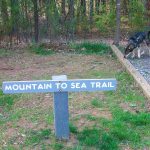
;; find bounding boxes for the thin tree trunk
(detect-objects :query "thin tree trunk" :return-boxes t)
[61,0,66,37]
[33,0,39,43]
[81,0,86,16]
[145,0,150,26]
[0,0,9,44]
[61,0,66,20]
[122,0,128,15]
[89,0,93,26]
[68,0,74,41]
[114,0,121,46]
[10,0,20,44]
[95,0,100,14]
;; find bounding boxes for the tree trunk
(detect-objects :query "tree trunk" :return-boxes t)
[95,0,100,14]
[10,0,20,44]
[145,0,150,26]
[1,0,9,26]
[89,0,93,26]
[122,0,129,15]
[81,0,86,16]
[33,0,39,43]
[61,0,66,20]
[68,0,74,41]
[114,0,121,46]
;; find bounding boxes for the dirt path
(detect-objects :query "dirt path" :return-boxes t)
[0,52,121,82]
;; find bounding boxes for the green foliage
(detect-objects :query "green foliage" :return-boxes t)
[77,128,118,150]
[0,90,18,110]
[129,0,147,31]
[95,2,116,34]
[29,44,54,55]
[91,98,103,108]
[107,120,140,142]
[86,114,97,121]
[69,122,78,134]
[112,108,150,126]
[116,71,134,84]
[0,49,14,57]
[72,42,111,55]
[25,129,51,145]
[95,12,116,33]
[115,71,145,102]
[52,143,64,150]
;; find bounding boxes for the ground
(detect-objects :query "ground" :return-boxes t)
[0,43,150,150]
[130,56,150,84]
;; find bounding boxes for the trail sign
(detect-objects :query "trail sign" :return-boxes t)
[2,79,116,94]
[2,75,117,139]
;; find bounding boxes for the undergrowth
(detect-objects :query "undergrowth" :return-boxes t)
[71,42,112,55]
[29,44,54,55]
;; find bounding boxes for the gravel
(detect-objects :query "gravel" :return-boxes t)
[129,56,150,84]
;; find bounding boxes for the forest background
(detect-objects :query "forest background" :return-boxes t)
[0,0,150,46]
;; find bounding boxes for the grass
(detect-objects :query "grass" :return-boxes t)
[112,108,150,126]
[0,90,18,111]
[75,106,149,149]
[91,98,104,108]
[77,128,118,150]
[29,44,54,55]
[25,129,51,146]
[71,42,112,55]
[0,48,14,57]
[0,42,149,149]
[69,122,78,134]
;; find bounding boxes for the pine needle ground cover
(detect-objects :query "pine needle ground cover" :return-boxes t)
[0,43,149,150]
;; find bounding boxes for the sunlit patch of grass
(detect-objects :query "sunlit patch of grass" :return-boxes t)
[123,91,145,102]
[98,107,150,148]
[114,71,145,102]
[25,129,51,146]
[71,42,112,55]
[112,108,150,126]
[105,120,140,142]
[115,71,134,85]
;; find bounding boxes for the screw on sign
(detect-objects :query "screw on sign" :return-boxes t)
[2,75,117,139]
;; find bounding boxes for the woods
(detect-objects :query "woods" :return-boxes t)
[0,0,150,45]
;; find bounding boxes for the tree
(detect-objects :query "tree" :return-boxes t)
[32,0,39,43]
[61,0,66,21]
[89,0,94,26]
[66,0,74,40]
[81,0,86,16]
[114,0,121,46]
[95,0,100,14]
[1,0,9,33]
[10,0,20,44]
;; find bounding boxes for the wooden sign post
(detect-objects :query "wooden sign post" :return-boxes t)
[2,75,117,139]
